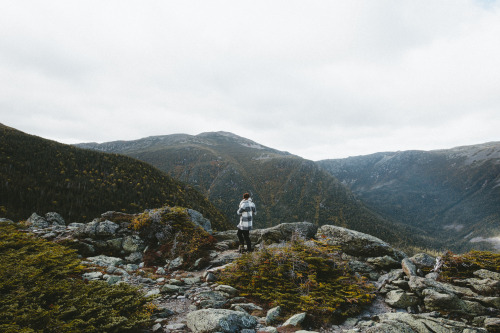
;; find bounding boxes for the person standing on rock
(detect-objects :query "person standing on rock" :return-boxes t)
[237,193,256,253]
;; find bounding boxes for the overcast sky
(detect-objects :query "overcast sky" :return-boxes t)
[1,1,500,160]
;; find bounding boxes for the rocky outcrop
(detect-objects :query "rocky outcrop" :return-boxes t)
[186,309,257,333]
[362,312,488,332]
[10,210,500,333]
[317,225,405,260]
[27,212,65,229]
[213,222,318,250]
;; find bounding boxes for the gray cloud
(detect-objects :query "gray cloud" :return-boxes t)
[1,0,499,160]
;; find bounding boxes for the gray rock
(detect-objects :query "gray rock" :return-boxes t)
[183,277,201,285]
[205,271,217,282]
[27,213,49,229]
[0,218,14,224]
[165,323,187,330]
[95,220,119,237]
[422,288,488,315]
[145,288,161,298]
[402,258,418,277]
[196,291,229,309]
[168,279,183,286]
[45,212,65,226]
[80,220,98,237]
[86,255,123,267]
[425,272,439,280]
[161,284,182,294]
[365,312,487,333]
[213,222,317,247]
[82,271,103,281]
[230,303,263,312]
[67,222,85,229]
[484,317,500,332]
[215,285,239,296]
[461,277,500,294]
[125,251,143,263]
[188,209,213,234]
[348,260,376,274]
[367,255,400,269]
[254,222,318,245]
[266,306,281,325]
[474,269,500,281]
[385,289,420,308]
[122,235,145,253]
[152,323,162,332]
[106,238,123,252]
[391,279,410,290]
[410,253,436,269]
[156,267,166,275]
[378,269,405,285]
[124,264,139,272]
[409,276,478,298]
[186,309,257,333]
[316,225,399,258]
[209,252,240,267]
[106,275,122,285]
[259,327,278,333]
[167,257,184,270]
[282,313,306,327]
[467,296,500,309]
[212,230,240,243]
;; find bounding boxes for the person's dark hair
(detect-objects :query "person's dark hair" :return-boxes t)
[243,193,250,199]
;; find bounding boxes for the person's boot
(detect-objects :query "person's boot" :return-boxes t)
[238,245,245,254]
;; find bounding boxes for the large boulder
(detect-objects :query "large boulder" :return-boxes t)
[409,276,478,298]
[45,212,65,226]
[76,219,120,238]
[365,312,487,332]
[410,253,436,270]
[316,225,403,259]
[253,222,318,245]
[27,213,50,229]
[385,289,420,308]
[188,209,213,234]
[186,309,257,333]
[122,235,145,253]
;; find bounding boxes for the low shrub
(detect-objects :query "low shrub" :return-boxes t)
[439,250,500,282]
[217,234,376,325]
[0,224,152,333]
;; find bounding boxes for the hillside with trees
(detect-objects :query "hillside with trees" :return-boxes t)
[0,124,229,230]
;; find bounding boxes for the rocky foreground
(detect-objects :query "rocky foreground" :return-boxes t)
[7,211,500,333]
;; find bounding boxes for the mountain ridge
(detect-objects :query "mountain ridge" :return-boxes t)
[317,141,500,252]
[76,131,435,251]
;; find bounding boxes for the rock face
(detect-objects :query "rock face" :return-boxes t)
[365,312,488,332]
[186,309,257,333]
[317,225,404,259]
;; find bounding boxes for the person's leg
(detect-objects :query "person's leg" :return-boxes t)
[243,230,252,252]
[237,229,245,253]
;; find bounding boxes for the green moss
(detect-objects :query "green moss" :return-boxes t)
[439,250,500,283]
[0,224,153,332]
[217,235,376,325]
[130,206,217,268]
